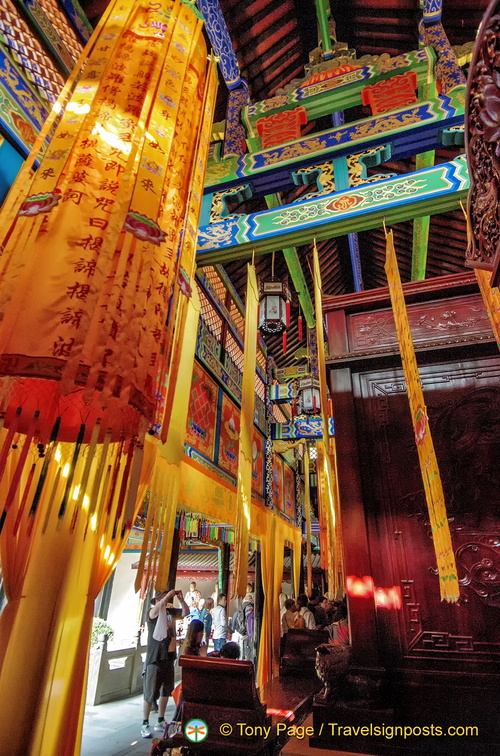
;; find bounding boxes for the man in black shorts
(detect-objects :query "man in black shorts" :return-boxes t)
[141,588,188,738]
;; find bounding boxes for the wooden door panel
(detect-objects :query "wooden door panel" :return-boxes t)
[353,356,500,671]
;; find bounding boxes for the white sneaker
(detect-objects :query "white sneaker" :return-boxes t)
[154,720,165,732]
[141,723,152,738]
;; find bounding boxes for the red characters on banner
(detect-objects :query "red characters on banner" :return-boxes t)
[361,71,418,115]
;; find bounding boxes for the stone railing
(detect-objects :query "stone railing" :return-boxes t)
[86,630,146,706]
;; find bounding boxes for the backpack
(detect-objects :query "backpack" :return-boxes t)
[293,612,306,630]
[244,602,254,638]
[231,606,247,636]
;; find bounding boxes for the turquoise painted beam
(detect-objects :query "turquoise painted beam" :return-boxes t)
[196,155,469,263]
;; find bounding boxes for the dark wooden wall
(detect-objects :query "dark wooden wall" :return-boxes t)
[322,273,500,747]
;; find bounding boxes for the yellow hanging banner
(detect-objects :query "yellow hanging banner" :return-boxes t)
[304,446,313,596]
[312,240,343,596]
[476,269,500,350]
[385,229,459,602]
[135,286,201,595]
[233,263,259,598]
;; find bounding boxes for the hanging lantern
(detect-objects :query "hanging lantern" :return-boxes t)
[258,279,291,334]
[297,375,321,414]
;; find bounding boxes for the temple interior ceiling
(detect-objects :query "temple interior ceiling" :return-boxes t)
[78,0,491,365]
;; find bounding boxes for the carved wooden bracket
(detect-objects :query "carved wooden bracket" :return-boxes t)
[466,0,500,285]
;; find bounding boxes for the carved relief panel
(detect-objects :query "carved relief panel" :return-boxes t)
[346,294,491,357]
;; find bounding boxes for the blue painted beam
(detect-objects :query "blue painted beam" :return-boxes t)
[197,0,242,89]
[204,91,465,196]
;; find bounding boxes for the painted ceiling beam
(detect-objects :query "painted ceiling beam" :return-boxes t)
[241,47,433,133]
[419,2,465,96]
[204,88,465,195]
[197,0,242,89]
[196,155,469,263]
[422,0,442,24]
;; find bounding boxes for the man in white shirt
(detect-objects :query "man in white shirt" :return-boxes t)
[211,592,228,652]
[184,580,202,611]
[296,594,316,629]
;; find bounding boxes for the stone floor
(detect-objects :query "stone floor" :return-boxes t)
[82,701,366,756]
[81,693,177,756]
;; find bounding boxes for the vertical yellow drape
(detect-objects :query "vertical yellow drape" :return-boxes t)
[257,510,301,688]
[257,513,275,690]
[313,240,343,597]
[0,2,216,753]
[385,229,458,602]
[476,269,500,349]
[0,432,156,756]
[233,264,259,598]
[304,446,313,596]
[135,286,201,594]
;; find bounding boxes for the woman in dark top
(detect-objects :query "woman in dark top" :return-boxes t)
[180,619,206,657]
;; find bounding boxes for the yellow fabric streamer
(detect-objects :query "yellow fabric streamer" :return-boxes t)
[0,2,215,753]
[0,429,156,755]
[304,446,313,596]
[135,286,201,595]
[234,263,259,598]
[475,269,500,350]
[384,229,459,602]
[256,510,301,689]
[312,240,343,596]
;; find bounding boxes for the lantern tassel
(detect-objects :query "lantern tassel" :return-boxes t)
[282,331,287,354]
[298,315,303,342]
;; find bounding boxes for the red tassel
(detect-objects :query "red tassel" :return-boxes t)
[298,315,303,342]
[286,300,290,327]
[282,331,287,354]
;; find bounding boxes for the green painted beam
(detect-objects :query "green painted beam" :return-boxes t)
[283,247,315,329]
[411,153,434,281]
[315,0,333,59]
[265,194,315,329]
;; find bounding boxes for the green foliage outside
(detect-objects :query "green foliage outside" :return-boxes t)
[91,617,115,647]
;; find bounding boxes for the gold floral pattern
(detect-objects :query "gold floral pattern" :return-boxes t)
[261,136,328,166]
